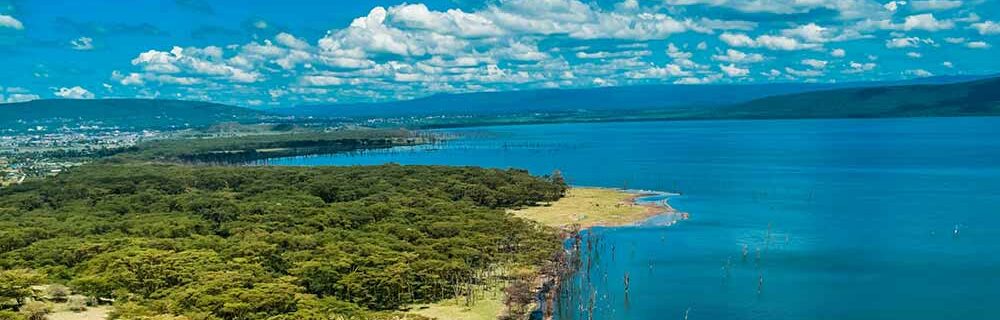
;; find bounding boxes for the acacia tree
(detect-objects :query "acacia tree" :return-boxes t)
[0,269,44,308]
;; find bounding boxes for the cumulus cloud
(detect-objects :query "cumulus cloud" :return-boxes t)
[712,49,765,63]
[785,67,824,77]
[719,33,821,51]
[844,61,877,73]
[719,63,749,77]
[0,14,24,30]
[71,37,95,50]
[131,46,261,83]
[625,63,691,79]
[96,0,992,105]
[1,87,40,103]
[966,41,990,49]
[802,59,829,69]
[909,1,963,11]
[886,37,935,48]
[900,13,954,31]
[971,21,1000,35]
[904,69,933,77]
[663,0,886,20]
[576,50,652,59]
[54,86,95,99]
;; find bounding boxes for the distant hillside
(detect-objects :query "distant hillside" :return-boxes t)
[716,76,1000,119]
[276,75,992,119]
[0,99,266,132]
[278,83,847,118]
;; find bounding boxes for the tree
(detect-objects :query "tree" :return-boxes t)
[0,269,44,307]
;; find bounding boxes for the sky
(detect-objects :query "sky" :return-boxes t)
[1,0,999,108]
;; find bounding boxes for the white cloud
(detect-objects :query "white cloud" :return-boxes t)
[253,20,269,29]
[130,46,261,84]
[907,51,922,58]
[576,50,652,59]
[719,63,749,77]
[971,21,1000,35]
[3,93,40,103]
[1,87,40,103]
[966,41,990,49]
[884,1,903,12]
[300,75,346,86]
[54,86,95,99]
[942,61,953,68]
[905,69,933,77]
[944,37,966,44]
[785,67,824,77]
[761,69,782,78]
[719,33,821,51]
[98,0,991,105]
[71,37,94,51]
[909,1,963,11]
[780,23,866,43]
[844,61,877,73]
[900,13,954,31]
[886,37,935,48]
[275,32,311,50]
[719,33,756,47]
[663,0,886,20]
[0,14,24,30]
[711,49,765,63]
[756,35,820,50]
[802,59,829,69]
[625,63,691,79]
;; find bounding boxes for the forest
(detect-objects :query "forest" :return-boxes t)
[0,161,567,319]
[118,129,431,164]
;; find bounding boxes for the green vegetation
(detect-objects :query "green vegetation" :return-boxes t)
[117,129,430,163]
[716,76,1000,119]
[0,162,565,319]
[509,187,660,229]
[0,99,267,133]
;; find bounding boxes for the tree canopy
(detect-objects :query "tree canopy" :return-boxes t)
[0,163,566,319]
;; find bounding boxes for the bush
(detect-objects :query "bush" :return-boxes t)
[44,285,69,302]
[18,301,49,320]
[67,296,87,312]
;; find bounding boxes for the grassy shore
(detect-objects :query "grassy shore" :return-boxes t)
[410,187,675,320]
[510,187,673,229]
[407,287,506,320]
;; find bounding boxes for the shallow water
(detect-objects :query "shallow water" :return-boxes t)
[271,118,1000,319]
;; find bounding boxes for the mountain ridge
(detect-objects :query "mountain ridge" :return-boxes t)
[0,99,266,132]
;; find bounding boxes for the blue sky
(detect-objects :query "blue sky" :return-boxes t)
[1,0,999,107]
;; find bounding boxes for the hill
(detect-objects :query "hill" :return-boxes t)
[715,76,1000,119]
[0,99,266,132]
[277,83,844,119]
[275,75,992,120]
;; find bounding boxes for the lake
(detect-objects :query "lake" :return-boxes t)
[270,118,1000,320]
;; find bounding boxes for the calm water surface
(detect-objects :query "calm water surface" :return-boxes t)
[272,118,1000,320]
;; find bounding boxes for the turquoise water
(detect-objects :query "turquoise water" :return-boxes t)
[271,118,1000,319]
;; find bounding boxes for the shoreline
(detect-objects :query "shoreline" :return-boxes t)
[511,186,686,230]
[513,187,688,320]
[411,187,687,320]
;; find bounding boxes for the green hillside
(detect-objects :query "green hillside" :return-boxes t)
[715,77,1000,119]
[0,99,266,132]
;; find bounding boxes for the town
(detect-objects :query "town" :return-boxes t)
[0,126,163,187]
